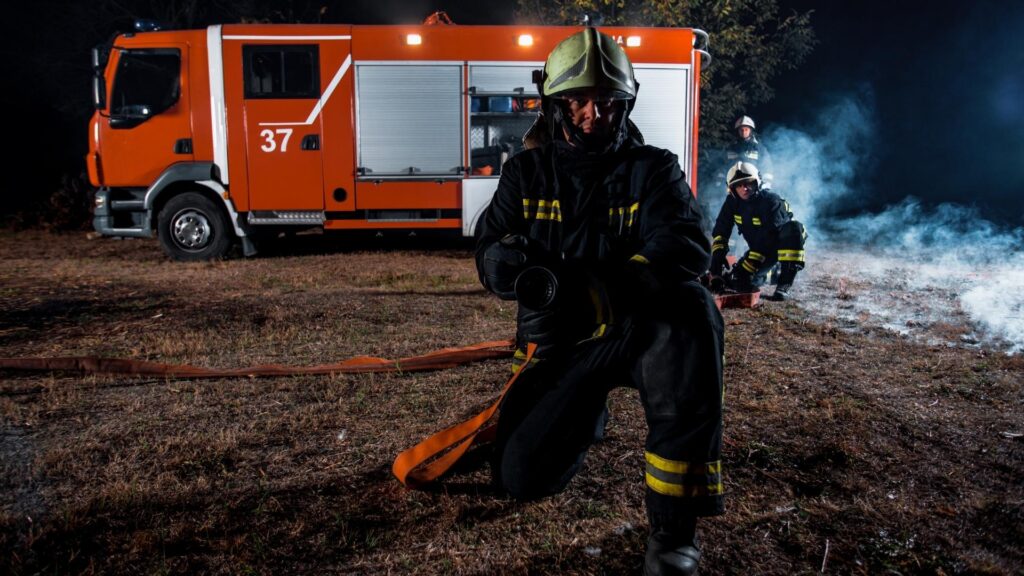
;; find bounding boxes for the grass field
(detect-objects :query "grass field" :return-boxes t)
[1,230,1022,575]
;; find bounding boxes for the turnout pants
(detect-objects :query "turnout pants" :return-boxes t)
[735,220,807,286]
[493,282,726,527]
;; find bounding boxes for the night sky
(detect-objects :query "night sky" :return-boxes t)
[762,0,1024,225]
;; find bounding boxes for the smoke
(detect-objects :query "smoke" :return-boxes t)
[712,91,1024,354]
[764,95,877,229]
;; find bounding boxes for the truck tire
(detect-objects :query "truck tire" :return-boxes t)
[157,192,234,261]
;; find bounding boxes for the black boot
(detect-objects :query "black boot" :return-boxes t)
[643,516,700,576]
[643,529,700,576]
[769,263,801,302]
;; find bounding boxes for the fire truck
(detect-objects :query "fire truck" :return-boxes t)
[88,22,710,260]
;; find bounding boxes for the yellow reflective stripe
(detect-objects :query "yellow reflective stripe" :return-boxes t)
[646,451,688,473]
[748,251,765,261]
[741,260,757,273]
[713,235,724,243]
[752,217,762,226]
[645,452,722,475]
[511,348,539,373]
[630,254,650,265]
[778,249,805,262]
[711,244,727,253]
[645,473,725,497]
[523,199,562,221]
[522,199,535,219]
[644,455,724,497]
[733,215,743,224]
[591,323,608,338]
[608,203,640,230]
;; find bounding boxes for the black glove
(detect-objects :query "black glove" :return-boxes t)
[481,235,531,299]
[517,305,562,355]
[709,252,728,277]
[709,275,726,293]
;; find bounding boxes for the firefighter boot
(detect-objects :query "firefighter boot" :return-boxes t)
[643,523,701,576]
[769,263,801,301]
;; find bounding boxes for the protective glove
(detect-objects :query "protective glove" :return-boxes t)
[709,252,729,278]
[597,256,665,319]
[481,234,531,299]
[516,305,562,355]
[708,274,726,293]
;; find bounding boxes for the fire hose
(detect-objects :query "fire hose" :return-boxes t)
[0,339,515,378]
[0,281,755,486]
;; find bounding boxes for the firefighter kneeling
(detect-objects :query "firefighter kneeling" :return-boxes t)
[710,162,807,301]
[476,28,725,576]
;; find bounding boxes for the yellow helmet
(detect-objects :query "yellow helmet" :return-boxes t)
[542,28,637,102]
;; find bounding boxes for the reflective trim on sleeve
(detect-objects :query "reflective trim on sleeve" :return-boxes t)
[630,254,650,264]
[778,249,805,262]
[523,198,562,222]
[748,251,765,262]
[741,259,757,273]
[733,215,743,225]
[752,217,762,226]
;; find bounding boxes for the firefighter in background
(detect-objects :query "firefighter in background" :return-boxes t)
[710,162,806,300]
[727,115,774,191]
[476,29,724,576]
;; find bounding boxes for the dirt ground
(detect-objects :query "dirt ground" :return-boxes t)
[1,230,1022,575]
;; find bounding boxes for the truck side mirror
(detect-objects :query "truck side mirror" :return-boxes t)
[92,74,106,110]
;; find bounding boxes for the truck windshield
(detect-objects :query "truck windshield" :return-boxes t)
[110,49,181,119]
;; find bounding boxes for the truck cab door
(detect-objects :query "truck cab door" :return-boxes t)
[99,44,194,186]
[241,44,324,212]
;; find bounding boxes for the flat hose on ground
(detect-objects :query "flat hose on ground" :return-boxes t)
[0,339,516,379]
[0,294,756,379]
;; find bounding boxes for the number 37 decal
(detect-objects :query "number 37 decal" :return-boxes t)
[260,128,293,152]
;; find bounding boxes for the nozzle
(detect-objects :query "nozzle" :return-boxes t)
[514,266,559,310]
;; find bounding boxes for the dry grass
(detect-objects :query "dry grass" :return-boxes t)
[1,230,1022,575]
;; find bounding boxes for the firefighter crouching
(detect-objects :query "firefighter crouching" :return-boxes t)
[710,162,807,301]
[475,28,725,576]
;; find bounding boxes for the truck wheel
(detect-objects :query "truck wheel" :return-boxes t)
[157,192,234,261]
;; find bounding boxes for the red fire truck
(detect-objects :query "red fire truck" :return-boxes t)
[88,22,709,260]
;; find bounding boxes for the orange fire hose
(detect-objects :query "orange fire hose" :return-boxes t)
[0,339,515,378]
[1,293,753,487]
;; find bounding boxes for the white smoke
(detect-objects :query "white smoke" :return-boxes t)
[749,92,1024,354]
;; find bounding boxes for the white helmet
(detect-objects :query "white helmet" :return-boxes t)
[734,115,756,130]
[727,161,761,191]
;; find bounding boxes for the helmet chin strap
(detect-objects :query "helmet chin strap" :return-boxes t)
[549,101,631,154]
